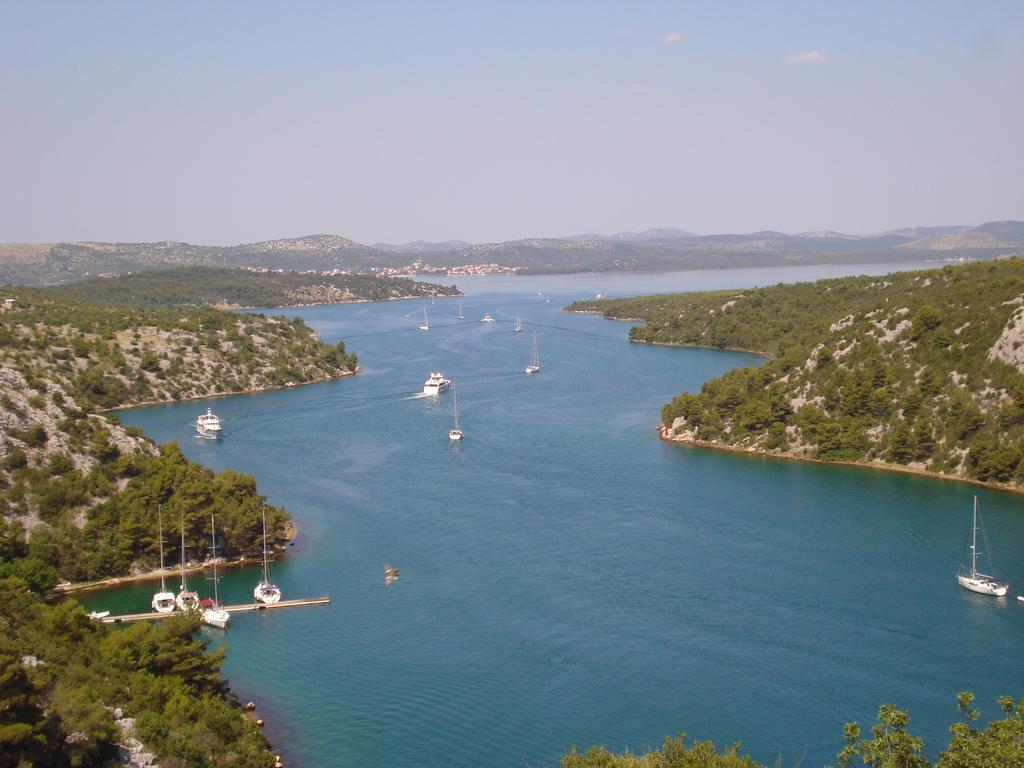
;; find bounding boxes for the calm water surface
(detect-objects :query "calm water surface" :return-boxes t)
[87,264,1024,767]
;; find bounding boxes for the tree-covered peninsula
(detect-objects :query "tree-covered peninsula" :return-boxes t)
[568,259,1024,488]
[52,265,459,309]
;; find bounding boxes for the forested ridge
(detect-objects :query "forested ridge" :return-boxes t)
[568,259,1024,487]
[53,265,459,308]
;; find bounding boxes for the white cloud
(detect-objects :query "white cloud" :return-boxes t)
[784,50,827,64]
[664,32,684,45]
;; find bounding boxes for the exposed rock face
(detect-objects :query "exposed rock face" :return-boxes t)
[988,305,1024,373]
[115,714,160,768]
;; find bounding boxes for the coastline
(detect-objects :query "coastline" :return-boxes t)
[102,367,359,414]
[658,426,1024,497]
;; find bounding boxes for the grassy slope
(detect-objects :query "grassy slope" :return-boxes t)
[568,259,1024,488]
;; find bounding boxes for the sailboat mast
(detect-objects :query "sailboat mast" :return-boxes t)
[971,496,979,577]
[262,505,270,581]
[453,386,459,429]
[180,514,188,591]
[210,515,219,605]
[158,504,166,592]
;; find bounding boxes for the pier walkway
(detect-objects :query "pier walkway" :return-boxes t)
[100,596,330,624]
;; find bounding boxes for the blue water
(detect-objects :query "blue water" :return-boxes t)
[85,264,1024,767]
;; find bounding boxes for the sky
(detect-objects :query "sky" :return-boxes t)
[1,1,1022,245]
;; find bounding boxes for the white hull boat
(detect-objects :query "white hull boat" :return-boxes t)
[449,384,463,441]
[176,513,200,611]
[423,371,452,396]
[202,515,231,628]
[481,314,495,323]
[195,408,223,439]
[418,308,429,331]
[254,506,282,604]
[956,496,1008,597]
[525,332,540,374]
[152,504,177,613]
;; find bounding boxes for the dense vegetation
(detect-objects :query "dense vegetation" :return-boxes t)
[0,579,273,767]
[0,286,357,409]
[568,259,1024,487]
[53,265,459,308]
[561,694,1024,767]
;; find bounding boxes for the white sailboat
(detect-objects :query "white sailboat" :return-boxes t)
[449,384,463,441]
[515,315,522,333]
[956,496,1008,596]
[253,506,282,604]
[418,308,429,331]
[525,332,540,374]
[458,298,464,320]
[151,504,176,613]
[175,515,200,611]
[202,515,230,628]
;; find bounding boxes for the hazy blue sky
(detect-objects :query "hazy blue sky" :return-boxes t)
[1,1,1022,245]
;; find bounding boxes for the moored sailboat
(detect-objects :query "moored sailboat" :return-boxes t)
[956,496,1008,596]
[515,315,522,332]
[175,514,200,611]
[458,298,464,320]
[253,505,282,604]
[151,504,176,614]
[418,308,429,331]
[202,515,231,628]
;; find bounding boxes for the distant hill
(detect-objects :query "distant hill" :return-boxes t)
[2,221,1021,284]
[51,266,460,308]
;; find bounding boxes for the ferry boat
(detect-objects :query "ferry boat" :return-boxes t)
[151,505,176,614]
[481,314,495,323]
[195,408,223,439]
[423,371,452,396]
[253,506,282,605]
[956,496,1008,596]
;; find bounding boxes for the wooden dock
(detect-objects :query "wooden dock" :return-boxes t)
[100,596,330,624]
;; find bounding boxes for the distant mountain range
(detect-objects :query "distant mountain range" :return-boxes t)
[1,221,1021,285]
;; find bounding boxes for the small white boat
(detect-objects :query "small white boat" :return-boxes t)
[525,332,540,374]
[151,504,176,614]
[423,371,452,396]
[515,315,522,332]
[481,314,495,323]
[88,610,110,620]
[253,506,282,605]
[1017,595,1024,602]
[458,298,464,320]
[956,496,1008,596]
[202,515,230,628]
[418,308,429,331]
[195,408,223,439]
[449,384,463,441]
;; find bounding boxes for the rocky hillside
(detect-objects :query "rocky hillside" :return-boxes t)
[569,259,1024,488]
[0,287,357,409]
[52,266,459,308]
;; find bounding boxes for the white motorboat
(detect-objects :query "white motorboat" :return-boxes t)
[481,314,495,323]
[418,308,429,331]
[195,408,223,439]
[253,506,282,605]
[524,332,540,374]
[151,504,176,614]
[422,371,452,396]
[202,515,230,628]
[176,515,200,611]
[88,610,110,620]
[449,384,463,441]
[956,496,1008,596]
